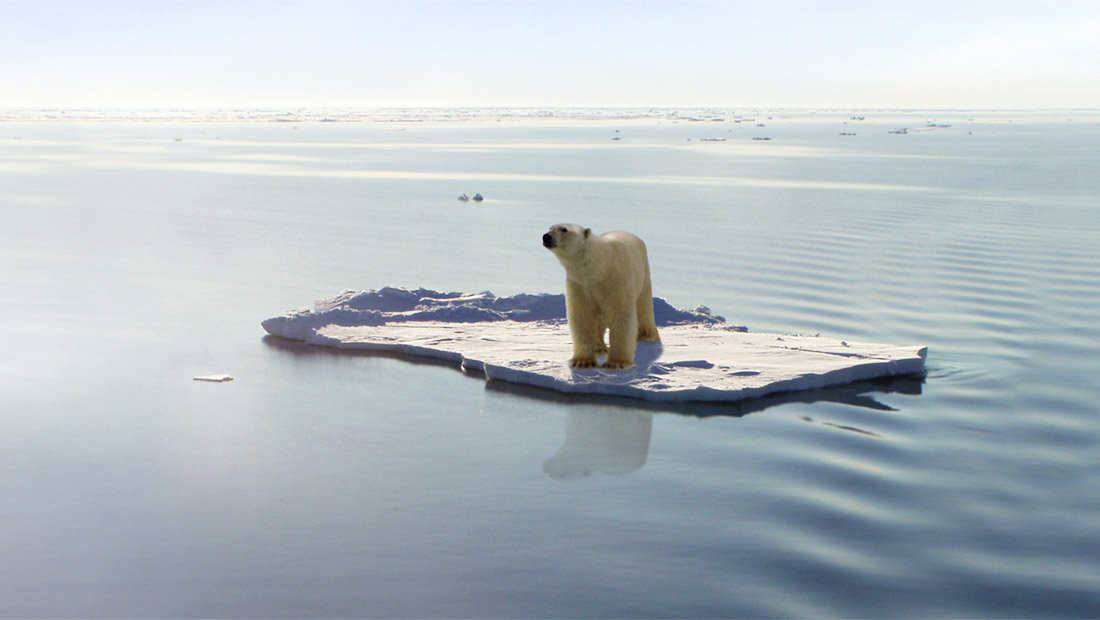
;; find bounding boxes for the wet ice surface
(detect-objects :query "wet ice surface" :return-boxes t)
[263,288,926,402]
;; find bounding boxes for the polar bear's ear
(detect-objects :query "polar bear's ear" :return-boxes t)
[584,228,591,238]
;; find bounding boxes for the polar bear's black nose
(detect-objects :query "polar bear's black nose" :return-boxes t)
[542,232,554,248]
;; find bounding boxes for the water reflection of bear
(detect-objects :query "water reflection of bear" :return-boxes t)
[543,409,653,479]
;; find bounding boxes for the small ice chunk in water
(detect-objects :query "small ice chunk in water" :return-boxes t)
[194,374,234,383]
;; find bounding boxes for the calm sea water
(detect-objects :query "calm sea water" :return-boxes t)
[2,110,1098,618]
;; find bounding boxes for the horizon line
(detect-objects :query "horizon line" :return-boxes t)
[3,105,1098,111]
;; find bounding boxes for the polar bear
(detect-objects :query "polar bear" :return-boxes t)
[542,223,660,369]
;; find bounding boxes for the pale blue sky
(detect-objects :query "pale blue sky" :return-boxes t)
[3,0,1098,108]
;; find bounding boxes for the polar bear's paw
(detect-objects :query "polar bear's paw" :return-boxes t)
[569,357,600,369]
[594,342,609,354]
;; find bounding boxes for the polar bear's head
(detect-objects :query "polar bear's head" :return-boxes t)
[542,223,591,258]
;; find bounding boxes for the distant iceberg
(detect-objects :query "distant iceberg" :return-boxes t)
[263,287,925,403]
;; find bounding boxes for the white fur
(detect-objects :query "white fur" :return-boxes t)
[543,223,659,369]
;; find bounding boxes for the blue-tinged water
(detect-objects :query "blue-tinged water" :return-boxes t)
[1,110,1098,618]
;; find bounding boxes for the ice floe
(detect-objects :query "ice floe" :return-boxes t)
[262,287,926,403]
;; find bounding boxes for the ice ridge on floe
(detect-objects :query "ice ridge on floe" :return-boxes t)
[263,287,725,339]
[262,287,925,404]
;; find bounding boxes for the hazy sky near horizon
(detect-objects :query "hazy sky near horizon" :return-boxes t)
[3,0,1098,109]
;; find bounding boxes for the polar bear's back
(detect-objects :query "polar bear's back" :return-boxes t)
[599,230,650,272]
[601,229,644,244]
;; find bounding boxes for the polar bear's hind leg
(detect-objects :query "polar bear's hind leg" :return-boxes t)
[595,325,609,354]
[636,272,660,342]
[604,311,638,370]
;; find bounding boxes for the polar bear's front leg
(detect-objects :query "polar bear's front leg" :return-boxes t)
[604,310,638,370]
[566,280,600,368]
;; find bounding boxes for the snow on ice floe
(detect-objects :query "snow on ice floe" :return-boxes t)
[262,287,926,404]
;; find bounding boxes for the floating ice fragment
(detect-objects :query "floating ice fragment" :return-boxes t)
[194,374,233,383]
